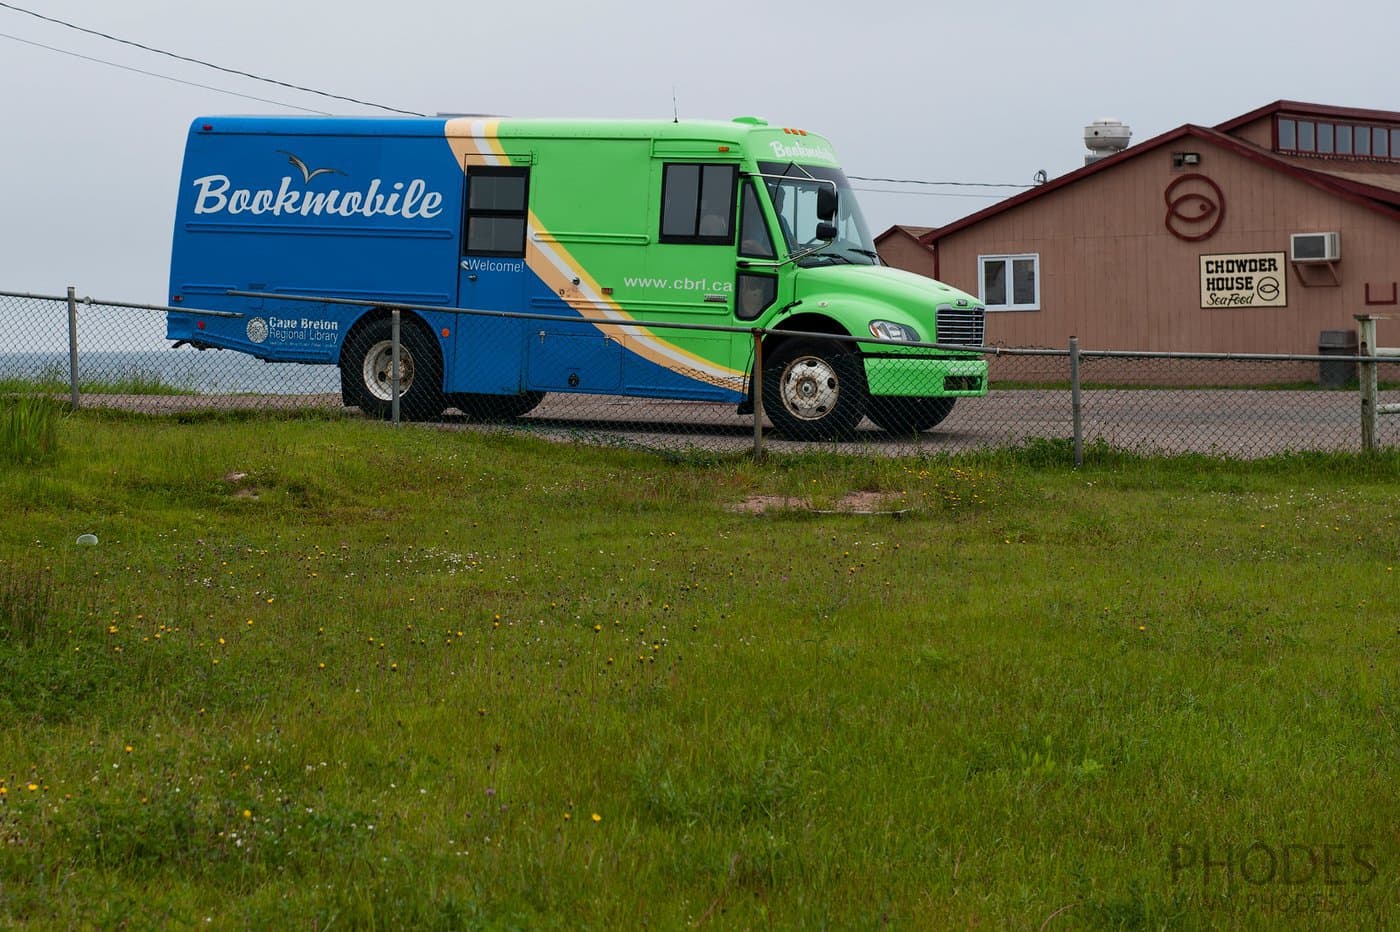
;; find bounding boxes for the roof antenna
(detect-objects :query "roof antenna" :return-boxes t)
[672,86,679,123]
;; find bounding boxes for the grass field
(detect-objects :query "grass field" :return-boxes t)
[0,365,195,397]
[1,410,1396,928]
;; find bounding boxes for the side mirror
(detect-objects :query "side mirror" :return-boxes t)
[816,185,837,221]
[815,221,838,241]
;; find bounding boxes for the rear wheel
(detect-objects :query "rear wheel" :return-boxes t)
[340,317,445,421]
[762,337,866,441]
[450,391,546,421]
[865,396,956,434]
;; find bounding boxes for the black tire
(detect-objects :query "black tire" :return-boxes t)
[340,317,445,421]
[450,391,546,421]
[865,396,956,434]
[762,337,866,441]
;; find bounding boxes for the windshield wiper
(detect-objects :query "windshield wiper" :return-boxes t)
[799,252,853,266]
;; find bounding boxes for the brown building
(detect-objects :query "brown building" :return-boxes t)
[876,101,1400,356]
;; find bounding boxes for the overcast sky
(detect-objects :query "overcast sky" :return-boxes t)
[3,0,1398,303]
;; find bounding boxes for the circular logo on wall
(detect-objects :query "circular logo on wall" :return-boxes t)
[246,317,269,344]
[1257,276,1281,301]
[1164,174,1225,242]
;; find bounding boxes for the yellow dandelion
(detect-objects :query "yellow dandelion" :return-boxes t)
[124,745,133,754]
[27,783,39,792]
[591,813,601,823]
[243,809,252,819]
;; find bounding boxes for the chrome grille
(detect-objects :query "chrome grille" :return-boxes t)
[935,304,985,346]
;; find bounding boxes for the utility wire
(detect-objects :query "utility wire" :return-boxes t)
[0,1,422,115]
[848,175,1035,189]
[0,31,330,114]
[851,186,1007,200]
[0,2,1035,189]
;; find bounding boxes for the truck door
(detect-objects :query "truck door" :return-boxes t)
[619,160,744,400]
[452,164,530,393]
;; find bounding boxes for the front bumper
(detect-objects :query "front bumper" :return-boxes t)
[861,351,988,398]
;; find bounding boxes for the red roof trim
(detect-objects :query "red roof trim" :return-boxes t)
[1213,99,1400,134]
[921,121,1400,246]
[920,124,1198,243]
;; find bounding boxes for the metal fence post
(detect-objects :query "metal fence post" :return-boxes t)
[1357,315,1377,453]
[1069,335,1082,467]
[391,309,402,426]
[66,286,80,409]
[751,329,765,460]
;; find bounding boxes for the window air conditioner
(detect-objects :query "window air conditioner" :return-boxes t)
[1290,232,1340,262]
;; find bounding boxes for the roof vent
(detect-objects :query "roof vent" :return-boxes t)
[1084,119,1131,165]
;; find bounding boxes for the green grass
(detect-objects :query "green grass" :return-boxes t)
[0,396,62,465]
[1,415,1396,928]
[0,362,195,396]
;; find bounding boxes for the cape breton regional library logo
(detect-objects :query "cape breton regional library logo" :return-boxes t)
[189,150,444,220]
[245,315,341,345]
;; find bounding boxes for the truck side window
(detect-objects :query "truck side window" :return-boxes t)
[738,182,775,259]
[464,166,529,257]
[735,273,776,321]
[660,164,737,245]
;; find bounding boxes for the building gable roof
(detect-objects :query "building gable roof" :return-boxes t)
[920,117,1400,246]
[874,224,934,245]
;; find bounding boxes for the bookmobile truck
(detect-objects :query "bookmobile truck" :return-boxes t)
[167,115,988,439]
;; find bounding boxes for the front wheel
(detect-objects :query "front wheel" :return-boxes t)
[865,396,956,434]
[762,337,866,441]
[340,317,445,421]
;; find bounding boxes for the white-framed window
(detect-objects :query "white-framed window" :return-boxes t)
[979,254,1040,311]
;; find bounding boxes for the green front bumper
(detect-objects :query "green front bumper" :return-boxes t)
[862,351,989,399]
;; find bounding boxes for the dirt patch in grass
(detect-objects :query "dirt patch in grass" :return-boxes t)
[728,491,909,515]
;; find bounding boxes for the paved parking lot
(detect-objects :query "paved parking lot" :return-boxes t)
[72,386,1398,458]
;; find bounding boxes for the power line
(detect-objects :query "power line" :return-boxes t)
[0,1,422,116]
[851,186,1008,200]
[0,31,330,114]
[845,174,1036,188]
[0,2,1037,190]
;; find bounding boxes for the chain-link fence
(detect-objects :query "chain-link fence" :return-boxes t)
[4,288,1398,459]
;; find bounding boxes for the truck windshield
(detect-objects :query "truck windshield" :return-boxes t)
[757,161,879,267]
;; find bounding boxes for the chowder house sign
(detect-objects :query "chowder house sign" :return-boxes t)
[1199,252,1287,309]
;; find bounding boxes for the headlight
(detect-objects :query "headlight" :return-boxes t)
[869,320,920,342]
